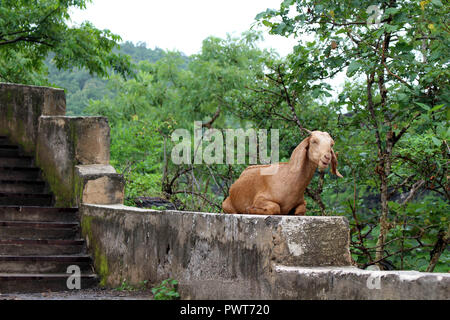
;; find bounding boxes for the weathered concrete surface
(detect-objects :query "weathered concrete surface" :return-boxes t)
[80,204,450,300]
[0,83,66,153]
[75,165,125,205]
[273,266,450,300]
[0,83,123,208]
[36,116,113,206]
[80,204,353,299]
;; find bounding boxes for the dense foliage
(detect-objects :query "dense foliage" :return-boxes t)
[254,0,449,271]
[46,42,170,115]
[2,0,448,272]
[0,0,132,84]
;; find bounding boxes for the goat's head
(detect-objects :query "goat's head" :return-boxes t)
[291,131,343,177]
[309,131,343,177]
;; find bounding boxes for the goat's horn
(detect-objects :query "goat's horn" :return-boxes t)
[302,128,312,135]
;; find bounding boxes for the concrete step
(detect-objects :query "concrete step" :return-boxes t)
[0,142,19,148]
[0,144,18,149]
[0,156,34,167]
[0,255,93,274]
[0,138,99,293]
[0,180,46,193]
[0,221,79,240]
[0,167,41,180]
[0,147,21,157]
[0,273,98,293]
[0,207,78,222]
[0,239,85,256]
[0,193,53,206]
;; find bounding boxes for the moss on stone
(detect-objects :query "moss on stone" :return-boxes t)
[37,157,74,207]
[35,120,75,207]
[95,248,110,287]
[81,215,110,287]
[6,104,13,121]
[74,173,85,208]
[14,121,34,153]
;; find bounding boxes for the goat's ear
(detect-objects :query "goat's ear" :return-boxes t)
[290,136,310,173]
[331,149,343,178]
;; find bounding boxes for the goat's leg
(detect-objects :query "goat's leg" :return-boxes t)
[222,197,237,214]
[294,200,307,216]
[247,197,281,215]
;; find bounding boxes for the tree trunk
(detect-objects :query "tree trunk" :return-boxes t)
[426,225,450,272]
[375,138,393,267]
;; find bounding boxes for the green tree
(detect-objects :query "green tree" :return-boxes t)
[0,0,132,84]
[257,0,449,269]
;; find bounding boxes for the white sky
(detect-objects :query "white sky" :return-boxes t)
[70,0,299,57]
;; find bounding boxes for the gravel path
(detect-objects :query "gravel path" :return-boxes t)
[0,288,153,300]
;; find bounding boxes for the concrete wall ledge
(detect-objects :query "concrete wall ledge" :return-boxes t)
[75,165,125,205]
[80,204,450,299]
[80,204,352,298]
[274,265,450,300]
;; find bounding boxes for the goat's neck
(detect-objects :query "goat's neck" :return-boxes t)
[287,146,318,193]
[294,158,317,191]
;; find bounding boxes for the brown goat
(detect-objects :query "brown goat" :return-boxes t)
[222,131,343,215]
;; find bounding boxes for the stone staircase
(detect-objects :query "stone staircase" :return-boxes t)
[0,136,98,293]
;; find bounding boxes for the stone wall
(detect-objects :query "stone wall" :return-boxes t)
[0,83,124,207]
[274,266,450,300]
[0,83,65,153]
[80,204,450,300]
[36,116,124,206]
